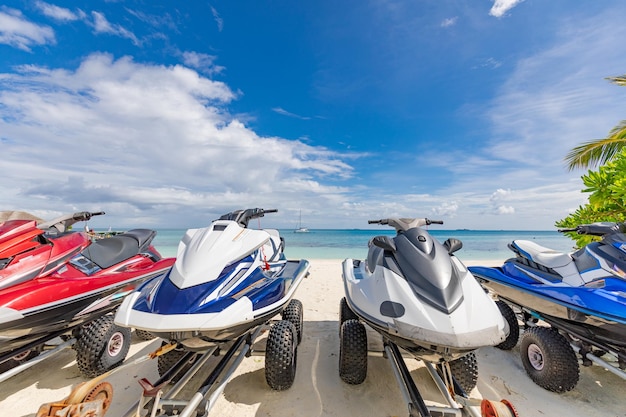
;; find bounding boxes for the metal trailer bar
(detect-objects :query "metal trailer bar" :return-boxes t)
[178,332,253,417]
[571,344,626,381]
[384,341,432,417]
[128,325,265,417]
[123,347,216,417]
[423,362,483,417]
[422,362,459,409]
[159,349,215,399]
[383,340,493,417]
[0,337,75,384]
[0,325,75,364]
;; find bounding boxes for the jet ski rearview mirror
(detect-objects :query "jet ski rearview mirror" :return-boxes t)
[443,238,463,255]
[371,236,397,252]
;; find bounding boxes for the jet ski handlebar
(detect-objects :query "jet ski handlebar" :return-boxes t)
[39,211,105,233]
[558,222,626,236]
[218,208,278,227]
[368,217,443,232]
[72,211,105,221]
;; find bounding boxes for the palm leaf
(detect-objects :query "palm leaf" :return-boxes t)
[565,120,626,170]
[607,75,626,86]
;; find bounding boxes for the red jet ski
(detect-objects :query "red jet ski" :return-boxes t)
[0,227,175,379]
[0,211,104,290]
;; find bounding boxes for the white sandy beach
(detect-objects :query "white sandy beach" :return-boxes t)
[0,259,624,417]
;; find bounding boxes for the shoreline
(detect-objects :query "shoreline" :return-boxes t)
[149,228,576,261]
[1,259,623,417]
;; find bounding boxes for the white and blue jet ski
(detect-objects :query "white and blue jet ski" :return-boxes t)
[115,208,309,402]
[339,217,515,417]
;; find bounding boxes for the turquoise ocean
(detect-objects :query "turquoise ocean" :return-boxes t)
[149,229,576,262]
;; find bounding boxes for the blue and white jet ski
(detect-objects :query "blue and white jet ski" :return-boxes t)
[115,208,309,398]
[469,221,626,392]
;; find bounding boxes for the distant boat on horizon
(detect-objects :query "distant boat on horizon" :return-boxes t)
[294,210,309,233]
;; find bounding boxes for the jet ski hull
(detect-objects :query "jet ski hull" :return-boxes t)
[0,263,172,357]
[0,220,91,290]
[470,265,626,349]
[116,259,310,350]
[343,258,507,362]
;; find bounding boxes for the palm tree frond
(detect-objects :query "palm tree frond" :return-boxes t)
[606,75,626,86]
[565,129,626,170]
[608,120,626,138]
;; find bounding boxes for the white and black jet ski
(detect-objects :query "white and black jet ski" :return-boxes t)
[339,217,515,417]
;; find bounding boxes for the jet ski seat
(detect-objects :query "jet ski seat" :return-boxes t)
[82,229,156,270]
[123,229,157,252]
[510,240,572,269]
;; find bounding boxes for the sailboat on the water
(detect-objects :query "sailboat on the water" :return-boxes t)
[294,210,309,233]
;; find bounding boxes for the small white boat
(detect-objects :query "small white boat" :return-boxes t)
[294,210,309,233]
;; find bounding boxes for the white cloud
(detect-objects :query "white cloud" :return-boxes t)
[0,53,354,228]
[91,11,140,45]
[489,0,524,18]
[211,6,223,32]
[474,57,502,70]
[432,202,459,217]
[441,17,457,28]
[125,8,177,30]
[0,7,55,51]
[490,188,511,202]
[272,107,311,120]
[487,188,514,215]
[181,51,224,75]
[35,1,85,22]
[495,205,515,215]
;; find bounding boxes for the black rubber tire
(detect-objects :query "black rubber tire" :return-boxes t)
[75,315,132,377]
[157,343,197,383]
[134,329,155,341]
[519,326,579,392]
[339,319,368,385]
[448,352,479,394]
[495,300,519,351]
[282,299,304,345]
[339,297,359,331]
[265,320,298,390]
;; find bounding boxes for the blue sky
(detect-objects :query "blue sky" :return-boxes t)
[1,0,626,230]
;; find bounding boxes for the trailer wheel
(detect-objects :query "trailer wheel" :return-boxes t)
[282,299,304,344]
[495,300,519,351]
[519,326,579,392]
[75,315,131,377]
[134,329,155,341]
[446,351,479,394]
[265,320,298,390]
[339,319,368,385]
[339,297,359,331]
[0,345,43,372]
